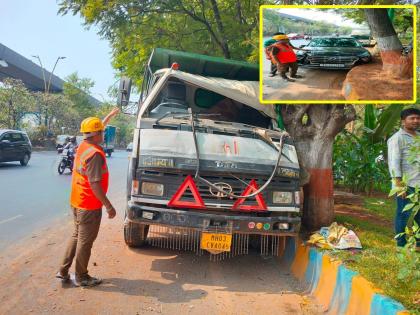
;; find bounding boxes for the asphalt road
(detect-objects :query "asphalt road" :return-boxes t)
[0,150,129,251]
[262,39,347,101]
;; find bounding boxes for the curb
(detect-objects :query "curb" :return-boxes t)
[286,238,409,315]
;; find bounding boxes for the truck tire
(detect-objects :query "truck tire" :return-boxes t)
[124,221,149,247]
[106,151,112,157]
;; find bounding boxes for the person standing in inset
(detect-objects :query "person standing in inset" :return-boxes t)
[387,107,420,247]
[270,34,303,82]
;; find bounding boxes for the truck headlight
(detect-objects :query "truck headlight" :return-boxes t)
[141,182,164,196]
[273,191,293,204]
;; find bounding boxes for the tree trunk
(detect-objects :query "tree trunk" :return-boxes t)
[365,9,411,78]
[281,105,356,230]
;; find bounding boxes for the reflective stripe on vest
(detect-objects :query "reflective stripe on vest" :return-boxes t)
[70,141,109,210]
[271,43,297,64]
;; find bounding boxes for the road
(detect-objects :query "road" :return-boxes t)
[262,39,347,101]
[0,150,322,314]
[0,150,129,251]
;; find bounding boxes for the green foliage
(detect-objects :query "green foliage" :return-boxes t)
[263,9,352,36]
[370,105,404,143]
[0,78,35,129]
[334,105,403,194]
[63,72,96,118]
[58,0,268,87]
[334,131,389,194]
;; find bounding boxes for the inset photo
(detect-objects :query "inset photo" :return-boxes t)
[260,5,416,104]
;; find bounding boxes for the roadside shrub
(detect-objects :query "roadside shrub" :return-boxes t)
[333,131,389,194]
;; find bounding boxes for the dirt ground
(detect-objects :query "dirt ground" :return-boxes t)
[262,67,347,101]
[343,58,413,101]
[0,211,323,315]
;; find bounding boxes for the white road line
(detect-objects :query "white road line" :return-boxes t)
[0,214,23,225]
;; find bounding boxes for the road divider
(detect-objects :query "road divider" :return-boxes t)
[286,238,409,315]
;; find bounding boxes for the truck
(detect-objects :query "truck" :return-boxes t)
[118,48,301,259]
[103,125,116,157]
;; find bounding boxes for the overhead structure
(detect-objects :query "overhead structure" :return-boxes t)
[0,43,100,105]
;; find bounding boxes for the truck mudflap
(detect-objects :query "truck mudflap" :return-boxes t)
[126,201,300,261]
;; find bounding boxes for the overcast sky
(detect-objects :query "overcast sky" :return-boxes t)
[0,0,115,102]
[277,8,367,29]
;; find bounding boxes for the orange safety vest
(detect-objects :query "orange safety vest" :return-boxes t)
[70,141,109,210]
[270,43,297,64]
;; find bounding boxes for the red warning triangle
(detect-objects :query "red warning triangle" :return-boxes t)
[168,175,206,209]
[231,179,267,212]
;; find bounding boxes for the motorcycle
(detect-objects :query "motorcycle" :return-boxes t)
[58,148,75,174]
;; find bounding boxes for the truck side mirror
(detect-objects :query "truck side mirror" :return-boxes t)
[117,77,132,108]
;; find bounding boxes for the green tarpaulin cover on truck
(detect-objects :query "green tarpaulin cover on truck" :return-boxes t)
[148,48,259,81]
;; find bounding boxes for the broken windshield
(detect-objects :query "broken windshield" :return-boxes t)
[144,78,271,129]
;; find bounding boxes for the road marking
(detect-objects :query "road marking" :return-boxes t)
[0,214,23,225]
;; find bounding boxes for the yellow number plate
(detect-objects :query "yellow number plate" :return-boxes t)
[200,233,232,252]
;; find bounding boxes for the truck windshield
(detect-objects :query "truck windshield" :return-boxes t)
[145,79,271,129]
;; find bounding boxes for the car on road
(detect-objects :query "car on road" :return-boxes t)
[287,33,305,40]
[0,129,32,166]
[126,142,133,152]
[296,36,372,70]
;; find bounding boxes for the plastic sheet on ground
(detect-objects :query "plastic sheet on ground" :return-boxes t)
[307,222,362,250]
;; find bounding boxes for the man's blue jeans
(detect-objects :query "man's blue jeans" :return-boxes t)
[395,186,419,247]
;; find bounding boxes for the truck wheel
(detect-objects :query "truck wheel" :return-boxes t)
[107,151,112,157]
[124,221,149,247]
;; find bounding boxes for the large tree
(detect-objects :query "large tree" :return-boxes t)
[365,8,412,78]
[281,105,356,229]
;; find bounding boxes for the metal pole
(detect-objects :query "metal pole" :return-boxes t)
[47,56,66,93]
[32,55,47,92]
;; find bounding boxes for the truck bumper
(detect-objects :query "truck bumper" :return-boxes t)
[126,201,300,235]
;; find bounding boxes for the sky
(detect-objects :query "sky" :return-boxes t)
[0,0,115,102]
[277,8,367,30]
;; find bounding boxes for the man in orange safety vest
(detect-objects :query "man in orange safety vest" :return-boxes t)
[270,34,304,82]
[56,107,119,287]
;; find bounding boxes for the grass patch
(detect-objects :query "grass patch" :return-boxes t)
[331,205,420,314]
[363,196,395,222]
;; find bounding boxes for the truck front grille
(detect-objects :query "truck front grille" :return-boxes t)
[137,170,297,208]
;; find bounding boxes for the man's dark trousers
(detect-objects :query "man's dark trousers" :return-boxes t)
[395,187,420,247]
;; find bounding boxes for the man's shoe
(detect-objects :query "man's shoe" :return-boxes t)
[269,73,276,77]
[282,77,295,82]
[56,271,70,282]
[291,74,304,79]
[74,275,102,287]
